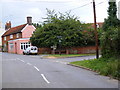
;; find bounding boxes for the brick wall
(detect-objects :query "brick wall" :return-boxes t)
[2,33,22,52]
[2,33,22,46]
[66,46,101,54]
[38,48,51,54]
[38,46,101,54]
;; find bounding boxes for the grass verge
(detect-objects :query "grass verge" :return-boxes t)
[43,54,95,58]
[70,57,120,80]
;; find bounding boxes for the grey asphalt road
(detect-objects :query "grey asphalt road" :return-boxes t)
[2,53,118,88]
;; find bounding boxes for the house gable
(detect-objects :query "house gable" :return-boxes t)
[21,24,36,38]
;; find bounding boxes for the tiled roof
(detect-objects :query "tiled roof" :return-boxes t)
[91,22,104,28]
[2,24,27,37]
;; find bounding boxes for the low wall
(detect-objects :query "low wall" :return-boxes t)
[67,46,100,54]
[38,48,51,54]
[38,46,101,54]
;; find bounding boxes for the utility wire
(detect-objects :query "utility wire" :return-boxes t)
[95,0,109,6]
[65,2,92,12]
[65,0,108,12]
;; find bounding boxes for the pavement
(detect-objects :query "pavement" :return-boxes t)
[2,52,119,88]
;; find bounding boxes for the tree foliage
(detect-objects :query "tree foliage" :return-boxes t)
[32,23,42,28]
[30,9,95,48]
[102,1,120,30]
[101,1,120,58]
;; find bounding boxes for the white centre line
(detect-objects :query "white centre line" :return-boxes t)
[34,66,39,71]
[21,60,25,63]
[27,63,32,65]
[41,74,50,84]
[17,58,20,60]
[17,58,25,63]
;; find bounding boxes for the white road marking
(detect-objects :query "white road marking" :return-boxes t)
[54,61,68,64]
[27,63,32,65]
[60,62,68,64]
[17,58,20,60]
[41,74,50,84]
[17,58,25,63]
[19,59,24,62]
[34,66,39,71]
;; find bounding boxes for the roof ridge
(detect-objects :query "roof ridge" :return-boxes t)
[10,23,27,29]
[2,24,27,37]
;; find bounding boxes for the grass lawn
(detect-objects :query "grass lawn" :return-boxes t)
[44,54,95,58]
[70,57,120,80]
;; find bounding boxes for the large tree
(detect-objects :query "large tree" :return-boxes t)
[101,0,120,57]
[103,0,120,30]
[30,10,95,48]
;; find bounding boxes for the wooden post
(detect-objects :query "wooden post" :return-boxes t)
[93,0,99,59]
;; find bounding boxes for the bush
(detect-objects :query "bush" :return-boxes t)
[100,27,120,58]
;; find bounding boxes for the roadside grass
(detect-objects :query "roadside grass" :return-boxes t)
[43,54,95,58]
[70,57,120,80]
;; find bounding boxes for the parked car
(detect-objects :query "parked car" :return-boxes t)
[23,46,38,55]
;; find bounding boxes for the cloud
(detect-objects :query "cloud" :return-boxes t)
[25,8,43,23]
[1,0,73,2]
[1,0,120,27]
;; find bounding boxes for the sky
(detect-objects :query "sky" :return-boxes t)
[0,0,120,27]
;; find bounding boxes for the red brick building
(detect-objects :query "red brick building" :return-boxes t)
[2,17,36,54]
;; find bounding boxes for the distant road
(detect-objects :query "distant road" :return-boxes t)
[2,53,118,88]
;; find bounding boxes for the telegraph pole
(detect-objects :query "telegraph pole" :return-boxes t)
[93,0,99,59]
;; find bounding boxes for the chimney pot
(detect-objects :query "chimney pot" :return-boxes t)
[27,17,32,25]
[5,21,11,30]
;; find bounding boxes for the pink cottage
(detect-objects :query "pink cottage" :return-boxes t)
[2,17,36,54]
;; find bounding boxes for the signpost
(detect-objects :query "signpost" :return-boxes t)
[51,45,57,54]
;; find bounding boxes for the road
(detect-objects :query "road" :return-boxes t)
[2,53,118,88]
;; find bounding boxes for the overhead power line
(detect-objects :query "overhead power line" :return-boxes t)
[65,0,109,12]
[65,2,92,12]
[95,0,109,6]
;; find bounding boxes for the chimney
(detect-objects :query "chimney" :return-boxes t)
[5,21,11,30]
[27,17,32,25]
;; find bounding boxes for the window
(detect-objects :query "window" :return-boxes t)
[4,37,6,41]
[20,42,30,50]
[3,43,7,51]
[9,43,14,51]
[4,43,6,48]
[10,35,13,39]
[16,33,19,38]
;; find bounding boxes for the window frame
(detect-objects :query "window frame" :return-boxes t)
[16,33,19,38]
[10,34,13,39]
[20,42,30,50]
[4,36,6,41]
[9,43,14,51]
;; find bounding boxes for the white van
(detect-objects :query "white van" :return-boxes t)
[23,46,38,55]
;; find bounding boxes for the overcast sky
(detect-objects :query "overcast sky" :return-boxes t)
[0,0,120,27]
